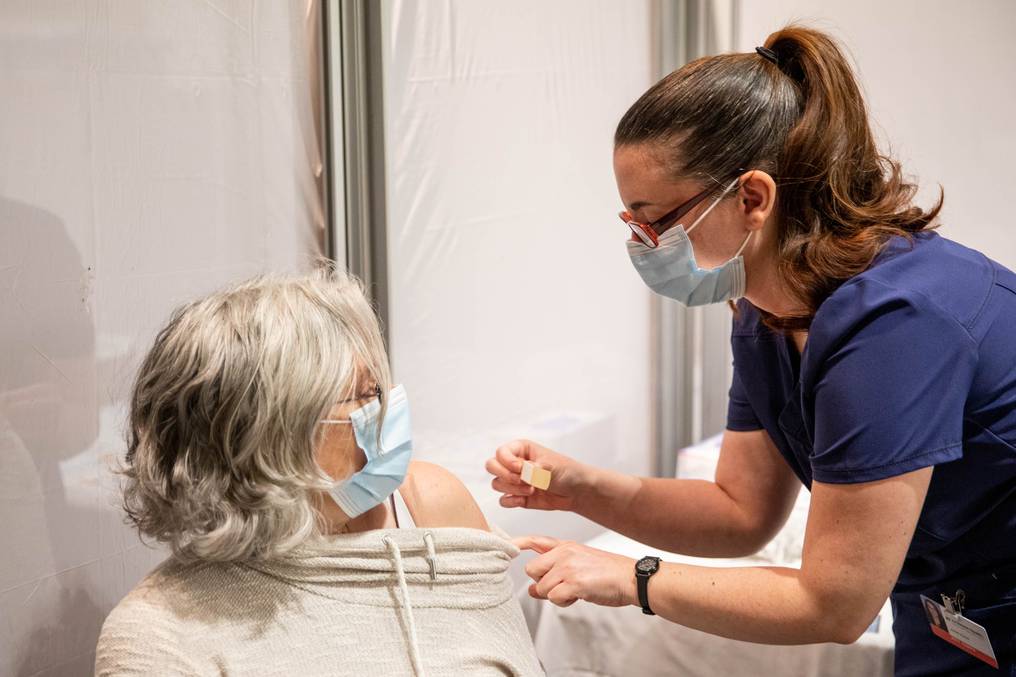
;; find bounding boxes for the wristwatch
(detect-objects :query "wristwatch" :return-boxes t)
[635,556,661,615]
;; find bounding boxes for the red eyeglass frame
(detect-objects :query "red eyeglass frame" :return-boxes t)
[619,169,745,248]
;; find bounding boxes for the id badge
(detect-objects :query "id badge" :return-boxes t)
[921,594,998,669]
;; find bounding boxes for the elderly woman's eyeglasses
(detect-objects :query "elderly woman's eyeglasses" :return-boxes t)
[320,384,383,425]
[619,170,745,248]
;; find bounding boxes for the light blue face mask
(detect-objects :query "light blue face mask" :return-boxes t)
[321,384,413,518]
[626,176,751,306]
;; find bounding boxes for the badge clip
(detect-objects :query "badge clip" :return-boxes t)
[922,592,997,669]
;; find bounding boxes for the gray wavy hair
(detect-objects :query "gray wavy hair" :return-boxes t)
[121,267,391,562]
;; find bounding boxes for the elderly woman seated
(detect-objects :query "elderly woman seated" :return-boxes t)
[96,270,543,676]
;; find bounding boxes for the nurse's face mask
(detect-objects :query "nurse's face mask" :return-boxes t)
[620,172,751,307]
[320,384,413,518]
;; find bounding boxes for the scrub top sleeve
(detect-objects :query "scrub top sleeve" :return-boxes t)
[809,282,977,484]
[727,367,763,432]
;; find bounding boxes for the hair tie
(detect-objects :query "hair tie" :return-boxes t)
[755,46,778,66]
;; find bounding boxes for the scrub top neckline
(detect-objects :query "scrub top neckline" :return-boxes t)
[781,330,803,386]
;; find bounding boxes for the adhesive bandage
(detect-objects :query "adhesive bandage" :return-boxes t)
[520,461,551,490]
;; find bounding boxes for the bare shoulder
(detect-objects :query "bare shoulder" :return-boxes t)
[401,460,489,530]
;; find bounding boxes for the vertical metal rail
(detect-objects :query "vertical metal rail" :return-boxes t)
[652,0,737,477]
[321,0,390,346]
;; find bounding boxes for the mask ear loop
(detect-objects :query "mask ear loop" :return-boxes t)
[685,175,754,259]
[734,230,753,257]
[684,175,742,236]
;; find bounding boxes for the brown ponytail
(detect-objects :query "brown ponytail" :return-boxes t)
[615,25,941,331]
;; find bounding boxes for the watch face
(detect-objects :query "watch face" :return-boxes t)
[636,557,659,573]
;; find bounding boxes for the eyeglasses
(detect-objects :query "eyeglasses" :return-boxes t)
[619,170,745,248]
[321,384,382,425]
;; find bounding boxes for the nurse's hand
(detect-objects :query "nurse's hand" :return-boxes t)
[513,535,636,608]
[485,439,591,512]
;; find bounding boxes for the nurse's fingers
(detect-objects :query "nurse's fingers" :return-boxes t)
[484,456,519,483]
[499,494,529,509]
[528,580,579,606]
[513,534,562,555]
[491,477,534,496]
[545,583,579,607]
[534,567,566,599]
[495,440,529,474]
[524,547,569,582]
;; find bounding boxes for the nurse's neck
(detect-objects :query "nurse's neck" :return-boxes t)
[743,239,809,354]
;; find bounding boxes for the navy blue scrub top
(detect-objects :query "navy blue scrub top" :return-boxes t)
[727,232,1016,675]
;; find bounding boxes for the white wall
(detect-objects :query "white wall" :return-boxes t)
[381,0,656,541]
[736,0,1016,268]
[0,2,323,674]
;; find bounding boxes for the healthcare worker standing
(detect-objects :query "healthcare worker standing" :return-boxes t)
[486,26,1015,676]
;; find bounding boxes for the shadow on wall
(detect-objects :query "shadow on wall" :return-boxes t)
[0,195,108,676]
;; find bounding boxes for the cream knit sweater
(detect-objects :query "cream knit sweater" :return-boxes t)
[95,528,544,676]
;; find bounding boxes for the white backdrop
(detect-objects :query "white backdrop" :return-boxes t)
[7,2,1006,674]
[736,0,1016,269]
[0,2,324,675]
[381,0,656,540]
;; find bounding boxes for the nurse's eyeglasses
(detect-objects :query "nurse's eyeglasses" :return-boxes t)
[619,169,745,248]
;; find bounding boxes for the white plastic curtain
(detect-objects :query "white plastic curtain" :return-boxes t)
[381,0,656,541]
[0,2,324,673]
[736,0,1016,269]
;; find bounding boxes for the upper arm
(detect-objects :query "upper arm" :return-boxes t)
[715,429,801,551]
[801,468,933,642]
[793,285,969,638]
[401,460,489,530]
[809,282,976,482]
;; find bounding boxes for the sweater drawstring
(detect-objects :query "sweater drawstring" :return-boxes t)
[423,532,437,581]
[384,536,427,677]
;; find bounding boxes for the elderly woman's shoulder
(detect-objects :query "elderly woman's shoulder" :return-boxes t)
[400,461,490,531]
[95,561,215,674]
[100,561,222,627]
[96,558,279,673]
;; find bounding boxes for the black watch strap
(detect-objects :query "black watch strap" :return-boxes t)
[637,573,654,615]
[635,556,661,615]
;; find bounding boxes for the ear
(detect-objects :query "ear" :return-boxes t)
[737,170,776,231]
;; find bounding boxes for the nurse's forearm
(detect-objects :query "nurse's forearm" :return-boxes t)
[635,473,925,645]
[646,562,870,645]
[575,470,764,557]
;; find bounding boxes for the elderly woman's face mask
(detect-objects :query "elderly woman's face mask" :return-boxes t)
[319,384,413,518]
